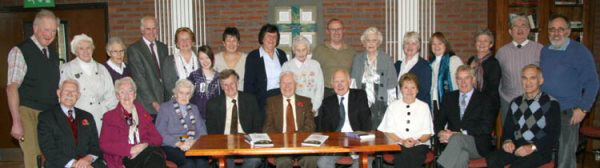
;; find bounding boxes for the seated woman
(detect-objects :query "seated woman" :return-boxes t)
[99,77,166,168]
[156,79,209,168]
[378,73,434,168]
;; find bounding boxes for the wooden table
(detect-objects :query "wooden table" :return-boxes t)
[186,131,401,168]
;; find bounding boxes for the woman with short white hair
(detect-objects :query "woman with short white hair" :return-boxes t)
[395,31,432,106]
[103,36,132,83]
[350,27,397,129]
[281,36,324,114]
[60,33,118,133]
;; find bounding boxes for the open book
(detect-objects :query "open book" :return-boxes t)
[244,133,274,148]
[302,134,329,147]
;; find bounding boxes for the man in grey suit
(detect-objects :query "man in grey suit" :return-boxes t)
[38,79,106,168]
[127,16,169,115]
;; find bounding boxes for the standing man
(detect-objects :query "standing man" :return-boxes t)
[436,65,496,168]
[496,15,543,125]
[263,72,318,168]
[205,69,263,167]
[541,15,599,168]
[317,69,372,168]
[38,79,106,168]
[127,16,169,115]
[6,9,60,168]
[313,19,356,98]
[486,64,560,167]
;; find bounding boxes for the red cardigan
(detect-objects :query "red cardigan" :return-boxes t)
[99,102,163,168]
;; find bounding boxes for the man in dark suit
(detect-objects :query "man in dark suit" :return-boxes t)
[317,69,372,168]
[436,65,497,168]
[263,72,317,168]
[127,16,169,115]
[38,79,106,168]
[205,69,262,167]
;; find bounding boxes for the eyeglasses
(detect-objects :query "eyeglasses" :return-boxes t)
[109,50,125,54]
[549,28,567,33]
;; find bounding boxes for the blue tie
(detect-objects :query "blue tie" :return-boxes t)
[338,97,345,131]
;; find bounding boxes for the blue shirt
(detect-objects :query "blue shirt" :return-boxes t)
[541,39,599,111]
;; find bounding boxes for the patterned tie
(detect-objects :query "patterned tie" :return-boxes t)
[42,48,48,58]
[67,109,74,123]
[230,99,238,134]
[337,97,345,131]
[286,99,295,133]
[149,43,161,78]
[460,94,467,120]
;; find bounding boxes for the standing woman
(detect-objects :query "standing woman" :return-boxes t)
[378,73,434,168]
[282,36,324,115]
[104,36,132,83]
[467,29,501,112]
[395,31,432,106]
[429,32,463,113]
[162,27,200,99]
[214,27,247,91]
[188,46,221,117]
[350,27,397,129]
[60,33,118,133]
[245,24,288,116]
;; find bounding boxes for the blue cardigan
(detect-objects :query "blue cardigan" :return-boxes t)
[394,57,432,106]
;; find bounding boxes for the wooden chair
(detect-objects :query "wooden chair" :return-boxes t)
[266,157,300,167]
[579,127,600,168]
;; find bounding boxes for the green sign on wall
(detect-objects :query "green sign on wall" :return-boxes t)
[24,0,55,8]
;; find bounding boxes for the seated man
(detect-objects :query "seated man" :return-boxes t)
[486,64,560,168]
[38,79,106,168]
[263,71,318,168]
[436,65,496,168]
[317,69,372,168]
[205,69,263,167]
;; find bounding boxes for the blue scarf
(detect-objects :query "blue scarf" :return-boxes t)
[431,54,454,102]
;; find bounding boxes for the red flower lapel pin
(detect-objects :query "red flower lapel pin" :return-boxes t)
[297,101,303,107]
[82,119,89,126]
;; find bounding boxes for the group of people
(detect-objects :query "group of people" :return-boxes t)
[7,9,598,168]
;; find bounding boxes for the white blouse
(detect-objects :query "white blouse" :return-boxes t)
[378,99,434,146]
[173,51,199,80]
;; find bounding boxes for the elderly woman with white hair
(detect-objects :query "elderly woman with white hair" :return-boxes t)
[395,31,432,106]
[60,33,117,133]
[103,36,132,83]
[350,27,397,129]
[156,79,208,168]
[281,36,324,115]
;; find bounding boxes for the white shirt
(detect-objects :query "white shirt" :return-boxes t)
[338,91,353,132]
[142,37,161,68]
[512,39,530,48]
[398,53,419,81]
[106,60,126,74]
[225,94,244,134]
[378,99,434,146]
[259,47,282,91]
[173,51,199,80]
[282,95,298,132]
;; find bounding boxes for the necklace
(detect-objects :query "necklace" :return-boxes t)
[178,53,196,77]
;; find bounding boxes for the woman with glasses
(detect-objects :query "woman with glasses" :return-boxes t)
[103,36,132,83]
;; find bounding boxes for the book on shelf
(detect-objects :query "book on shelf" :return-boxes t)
[302,134,329,147]
[346,131,375,141]
[528,14,536,29]
[244,133,274,148]
[555,1,578,5]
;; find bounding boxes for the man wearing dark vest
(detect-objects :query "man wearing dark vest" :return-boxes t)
[6,9,61,168]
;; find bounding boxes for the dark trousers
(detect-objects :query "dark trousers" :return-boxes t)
[486,150,551,168]
[123,146,166,168]
[162,146,209,168]
[394,145,429,168]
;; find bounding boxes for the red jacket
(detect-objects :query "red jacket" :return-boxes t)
[99,102,162,168]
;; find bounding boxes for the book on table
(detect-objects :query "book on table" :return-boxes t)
[302,133,329,147]
[244,133,274,148]
[346,131,375,141]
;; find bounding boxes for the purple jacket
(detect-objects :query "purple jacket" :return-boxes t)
[99,102,163,168]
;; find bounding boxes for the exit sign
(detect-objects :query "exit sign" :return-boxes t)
[24,0,55,8]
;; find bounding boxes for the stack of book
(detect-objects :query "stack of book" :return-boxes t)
[244,133,274,148]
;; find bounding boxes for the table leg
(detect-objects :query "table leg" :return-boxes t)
[359,153,369,168]
[216,155,226,168]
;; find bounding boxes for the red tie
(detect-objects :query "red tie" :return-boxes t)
[230,99,238,134]
[286,99,295,133]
